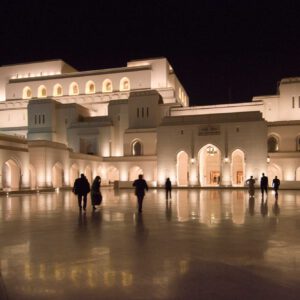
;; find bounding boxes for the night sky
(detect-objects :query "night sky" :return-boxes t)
[1,1,300,106]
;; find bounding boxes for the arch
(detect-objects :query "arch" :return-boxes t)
[177,151,189,186]
[102,79,113,93]
[29,164,36,189]
[52,162,64,188]
[37,85,47,98]
[268,163,283,181]
[296,166,300,181]
[199,144,221,186]
[70,164,79,187]
[69,82,79,95]
[129,166,143,181]
[84,165,92,185]
[22,86,32,99]
[231,149,245,186]
[53,83,63,96]
[2,159,21,190]
[120,77,130,91]
[132,140,143,156]
[85,80,96,94]
[268,135,279,152]
[107,166,120,184]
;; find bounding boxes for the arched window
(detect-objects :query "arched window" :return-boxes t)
[268,136,279,152]
[296,136,300,151]
[120,77,130,91]
[132,140,142,156]
[37,85,47,98]
[22,86,32,99]
[85,80,95,94]
[69,82,79,95]
[53,84,63,96]
[102,79,113,93]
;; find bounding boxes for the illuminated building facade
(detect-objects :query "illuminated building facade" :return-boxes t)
[0,57,299,189]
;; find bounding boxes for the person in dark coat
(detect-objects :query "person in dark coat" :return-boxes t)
[272,176,280,196]
[246,175,255,196]
[165,178,172,200]
[260,173,268,197]
[73,173,90,211]
[91,176,102,210]
[133,174,148,213]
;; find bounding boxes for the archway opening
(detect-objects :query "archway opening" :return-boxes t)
[70,164,79,187]
[231,149,245,186]
[129,166,143,181]
[177,151,189,186]
[2,159,21,190]
[107,166,120,184]
[52,162,63,188]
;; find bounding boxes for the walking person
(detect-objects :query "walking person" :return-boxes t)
[133,174,148,213]
[165,177,172,200]
[272,176,280,196]
[91,176,102,210]
[260,173,268,197]
[73,173,90,211]
[246,175,255,196]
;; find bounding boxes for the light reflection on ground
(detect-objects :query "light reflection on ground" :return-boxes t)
[0,188,300,299]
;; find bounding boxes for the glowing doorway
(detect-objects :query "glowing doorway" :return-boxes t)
[199,145,221,186]
[177,151,189,186]
[129,166,143,181]
[2,159,21,190]
[231,149,245,186]
[52,162,63,188]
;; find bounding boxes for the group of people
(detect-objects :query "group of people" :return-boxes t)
[73,174,102,211]
[246,173,280,197]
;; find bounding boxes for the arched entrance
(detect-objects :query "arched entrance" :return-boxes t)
[2,159,21,190]
[52,162,64,188]
[177,151,189,186]
[70,164,79,187]
[129,166,143,181]
[199,145,221,186]
[231,149,245,186]
[107,166,120,184]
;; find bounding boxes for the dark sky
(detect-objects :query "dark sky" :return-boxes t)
[1,1,300,106]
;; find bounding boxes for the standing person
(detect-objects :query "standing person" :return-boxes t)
[73,173,90,211]
[165,178,172,200]
[133,174,148,213]
[260,173,268,197]
[91,176,102,210]
[246,175,256,196]
[272,176,280,196]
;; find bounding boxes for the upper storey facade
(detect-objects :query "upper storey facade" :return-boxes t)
[0,57,188,108]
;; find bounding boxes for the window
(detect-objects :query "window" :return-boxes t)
[102,79,113,93]
[42,115,45,124]
[147,107,149,118]
[292,96,295,108]
[85,80,95,94]
[53,84,63,96]
[268,136,279,152]
[34,115,37,124]
[22,87,32,99]
[297,136,300,151]
[69,82,79,95]
[132,140,142,156]
[120,77,130,91]
[137,108,139,118]
[38,85,47,98]
[142,107,144,118]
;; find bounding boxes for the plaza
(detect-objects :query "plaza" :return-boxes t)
[0,188,300,299]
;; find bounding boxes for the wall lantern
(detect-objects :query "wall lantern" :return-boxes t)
[267,156,270,163]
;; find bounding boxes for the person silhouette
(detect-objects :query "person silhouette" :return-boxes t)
[73,173,90,211]
[133,174,148,213]
[91,176,102,210]
[246,175,256,196]
[165,178,172,200]
[272,176,280,196]
[260,173,268,197]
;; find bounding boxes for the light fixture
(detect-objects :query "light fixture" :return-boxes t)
[267,156,270,163]
[206,146,217,156]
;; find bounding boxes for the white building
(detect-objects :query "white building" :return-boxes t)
[0,57,299,190]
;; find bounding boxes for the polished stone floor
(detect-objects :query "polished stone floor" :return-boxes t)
[0,188,300,299]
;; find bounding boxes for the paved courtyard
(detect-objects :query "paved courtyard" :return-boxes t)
[0,188,300,299]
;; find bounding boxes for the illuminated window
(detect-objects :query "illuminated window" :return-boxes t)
[268,136,279,152]
[120,77,130,91]
[102,79,112,93]
[53,84,63,96]
[132,140,142,156]
[85,80,95,94]
[38,85,47,98]
[22,86,32,99]
[69,82,79,95]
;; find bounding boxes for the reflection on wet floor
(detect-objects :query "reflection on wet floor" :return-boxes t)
[0,189,300,299]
